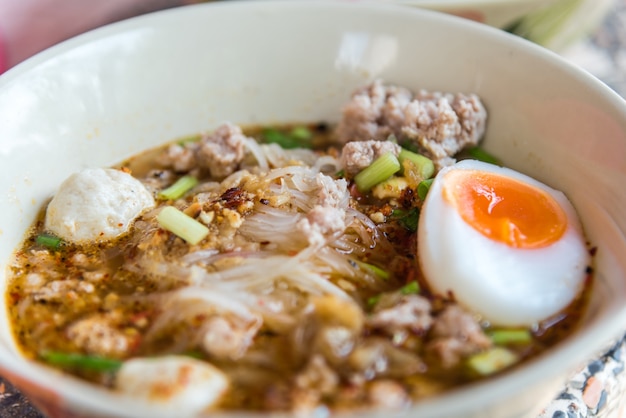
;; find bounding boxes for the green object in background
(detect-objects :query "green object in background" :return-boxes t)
[505,0,614,51]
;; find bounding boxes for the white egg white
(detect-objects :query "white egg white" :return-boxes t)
[418,160,590,327]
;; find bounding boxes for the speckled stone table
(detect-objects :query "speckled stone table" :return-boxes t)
[2,1,626,417]
[536,335,626,417]
[535,1,626,415]
[0,379,44,418]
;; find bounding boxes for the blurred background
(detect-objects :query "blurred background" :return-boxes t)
[0,0,622,73]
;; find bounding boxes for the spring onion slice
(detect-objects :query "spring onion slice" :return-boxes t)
[367,295,381,308]
[183,350,205,360]
[35,234,62,250]
[262,127,312,149]
[41,351,123,373]
[392,208,420,232]
[466,347,519,376]
[158,175,198,200]
[157,206,209,245]
[467,146,501,165]
[177,134,202,146]
[355,260,390,280]
[488,329,532,345]
[398,149,435,180]
[417,178,434,201]
[400,208,419,232]
[354,152,401,192]
[262,129,294,148]
[400,281,420,295]
[290,126,312,141]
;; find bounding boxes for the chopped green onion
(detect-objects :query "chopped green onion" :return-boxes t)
[398,149,435,180]
[41,351,122,373]
[400,208,419,232]
[290,126,312,141]
[157,206,209,245]
[399,140,420,153]
[354,152,401,192]
[371,176,409,200]
[417,178,434,201]
[367,295,381,308]
[183,350,205,360]
[335,169,345,178]
[262,129,296,148]
[467,146,501,165]
[488,329,532,345]
[466,347,519,376]
[158,175,199,200]
[400,281,420,295]
[355,260,390,280]
[177,134,201,146]
[262,128,312,149]
[392,207,420,232]
[35,234,62,250]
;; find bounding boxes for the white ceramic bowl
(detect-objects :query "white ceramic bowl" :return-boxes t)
[1,1,626,417]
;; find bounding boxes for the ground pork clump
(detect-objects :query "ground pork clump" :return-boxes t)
[340,140,402,176]
[158,122,247,177]
[427,305,493,368]
[336,80,487,168]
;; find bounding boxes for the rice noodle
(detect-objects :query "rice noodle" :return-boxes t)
[261,143,318,168]
[170,286,260,322]
[124,257,195,290]
[137,154,396,302]
[240,205,305,247]
[124,238,352,301]
[220,169,251,190]
[264,166,315,189]
[185,249,279,266]
[181,248,220,264]
[243,137,269,172]
[143,287,262,352]
[345,208,381,249]
[313,155,341,174]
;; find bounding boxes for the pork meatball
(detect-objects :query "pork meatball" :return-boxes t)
[44,168,154,243]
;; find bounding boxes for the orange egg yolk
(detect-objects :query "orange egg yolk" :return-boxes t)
[442,169,567,249]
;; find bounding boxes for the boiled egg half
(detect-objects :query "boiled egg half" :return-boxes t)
[418,160,589,326]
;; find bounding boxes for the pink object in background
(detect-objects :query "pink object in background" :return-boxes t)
[0,29,6,74]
